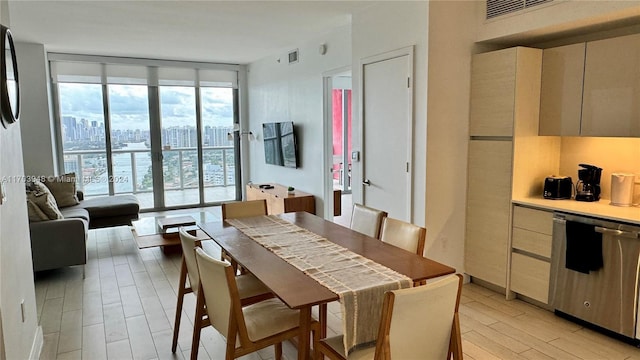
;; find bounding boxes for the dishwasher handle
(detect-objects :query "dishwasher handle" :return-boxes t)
[595,226,639,239]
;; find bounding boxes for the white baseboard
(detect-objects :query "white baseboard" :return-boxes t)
[29,326,43,360]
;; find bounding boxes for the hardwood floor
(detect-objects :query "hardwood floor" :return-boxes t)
[35,207,640,359]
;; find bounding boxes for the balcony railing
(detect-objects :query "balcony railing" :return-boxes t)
[63,146,236,198]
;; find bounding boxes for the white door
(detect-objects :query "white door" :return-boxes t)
[362,49,413,221]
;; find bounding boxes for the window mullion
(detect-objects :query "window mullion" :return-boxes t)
[195,85,205,205]
[102,81,115,196]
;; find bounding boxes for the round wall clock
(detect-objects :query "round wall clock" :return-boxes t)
[0,25,19,128]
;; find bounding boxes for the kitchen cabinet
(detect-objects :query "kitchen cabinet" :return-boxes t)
[466,140,513,287]
[510,205,552,304]
[540,34,640,137]
[469,48,517,137]
[465,47,542,290]
[582,33,640,137]
[539,43,584,136]
[511,253,551,304]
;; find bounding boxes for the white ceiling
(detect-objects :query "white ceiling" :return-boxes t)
[8,1,374,64]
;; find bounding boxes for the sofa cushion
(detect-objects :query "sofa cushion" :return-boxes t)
[43,173,80,208]
[27,181,63,220]
[27,199,49,222]
[60,207,90,222]
[81,194,140,218]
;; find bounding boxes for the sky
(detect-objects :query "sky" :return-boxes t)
[58,83,234,131]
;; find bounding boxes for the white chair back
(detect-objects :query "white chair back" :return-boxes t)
[387,274,461,359]
[379,217,426,256]
[222,199,268,220]
[179,228,201,292]
[194,247,234,338]
[350,203,387,238]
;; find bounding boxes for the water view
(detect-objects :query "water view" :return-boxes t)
[59,83,238,208]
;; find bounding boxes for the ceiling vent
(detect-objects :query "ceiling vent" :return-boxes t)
[486,0,553,19]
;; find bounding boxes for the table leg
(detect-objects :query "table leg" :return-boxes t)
[298,305,312,360]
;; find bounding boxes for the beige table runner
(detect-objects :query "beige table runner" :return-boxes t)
[226,215,412,354]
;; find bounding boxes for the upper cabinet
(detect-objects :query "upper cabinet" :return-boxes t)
[469,48,517,137]
[539,43,584,136]
[582,33,640,137]
[539,33,640,137]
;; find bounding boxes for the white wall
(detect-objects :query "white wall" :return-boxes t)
[246,25,352,216]
[0,4,41,359]
[16,42,57,176]
[351,1,429,225]
[424,1,479,274]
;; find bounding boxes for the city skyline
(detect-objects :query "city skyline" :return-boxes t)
[57,83,235,131]
[61,115,235,149]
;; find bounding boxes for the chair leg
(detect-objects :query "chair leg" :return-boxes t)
[449,313,463,360]
[312,322,321,360]
[172,257,188,353]
[319,304,327,339]
[190,290,207,360]
[274,342,283,360]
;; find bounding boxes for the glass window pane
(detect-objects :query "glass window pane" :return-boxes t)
[58,83,106,196]
[200,87,235,203]
[160,86,198,207]
[108,84,152,208]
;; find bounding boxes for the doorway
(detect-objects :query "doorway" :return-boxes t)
[323,68,352,221]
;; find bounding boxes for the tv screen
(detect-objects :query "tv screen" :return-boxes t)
[262,121,298,168]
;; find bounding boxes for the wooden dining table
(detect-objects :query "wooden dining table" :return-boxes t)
[199,211,456,360]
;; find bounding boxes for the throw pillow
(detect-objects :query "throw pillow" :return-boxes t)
[26,198,49,222]
[28,180,64,220]
[43,173,79,208]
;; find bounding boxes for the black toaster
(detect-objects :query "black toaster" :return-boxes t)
[543,176,573,200]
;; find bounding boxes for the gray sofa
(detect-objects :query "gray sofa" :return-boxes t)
[30,191,139,272]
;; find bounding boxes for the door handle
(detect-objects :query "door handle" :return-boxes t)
[362,179,371,186]
[595,226,639,239]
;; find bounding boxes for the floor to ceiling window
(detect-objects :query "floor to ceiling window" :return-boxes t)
[51,55,241,210]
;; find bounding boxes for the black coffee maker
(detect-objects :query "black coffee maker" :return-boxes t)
[575,163,602,202]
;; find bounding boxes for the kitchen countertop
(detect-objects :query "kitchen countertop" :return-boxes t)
[513,196,640,225]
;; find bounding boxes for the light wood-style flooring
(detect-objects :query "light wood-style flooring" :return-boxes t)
[35,207,640,360]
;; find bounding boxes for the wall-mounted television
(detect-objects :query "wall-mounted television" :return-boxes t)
[262,121,298,168]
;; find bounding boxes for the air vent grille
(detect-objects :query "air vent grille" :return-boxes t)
[487,0,552,19]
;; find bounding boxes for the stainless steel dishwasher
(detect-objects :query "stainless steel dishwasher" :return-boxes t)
[549,212,640,339]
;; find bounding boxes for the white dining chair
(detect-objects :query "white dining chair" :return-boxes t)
[379,217,426,256]
[222,199,268,220]
[194,247,321,360]
[171,228,273,360]
[350,203,387,238]
[221,199,269,273]
[316,274,463,360]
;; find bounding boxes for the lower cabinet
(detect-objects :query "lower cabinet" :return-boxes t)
[511,253,551,303]
[510,205,553,304]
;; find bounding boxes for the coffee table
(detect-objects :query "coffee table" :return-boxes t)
[131,211,215,251]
